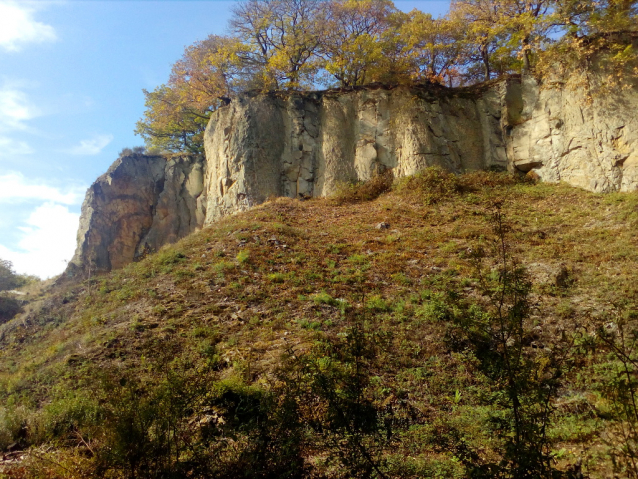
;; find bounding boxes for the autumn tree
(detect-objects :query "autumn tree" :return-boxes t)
[537,0,637,88]
[505,0,555,70]
[451,0,553,77]
[0,259,18,292]
[320,0,396,87]
[399,11,467,85]
[230,0,325,89]
[135,0,638,154]
[450,0,511,80]
[135,35,244,154]
[555,0,637,38]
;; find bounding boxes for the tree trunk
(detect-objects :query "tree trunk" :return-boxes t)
[481,43,491,81]
[522,36,531,72]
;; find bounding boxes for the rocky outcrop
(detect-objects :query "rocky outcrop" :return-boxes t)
[202,85,508,222]
[67,74,638,275]
[66,154,206,275]
[507,75,638,192]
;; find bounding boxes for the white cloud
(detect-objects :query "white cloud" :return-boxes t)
[0,1,57,52]
[0,136,34,156]
[66,134,113,155]
[0,202,79,279]
[0,171,86,205]
[0,85,40,131]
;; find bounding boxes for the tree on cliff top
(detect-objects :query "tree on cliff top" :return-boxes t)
[136,0,637,154]
[230,0,326,89]
[536,0,638,88]
[135,35,245,154]
[398,10,467,85]
[320,0,397,87]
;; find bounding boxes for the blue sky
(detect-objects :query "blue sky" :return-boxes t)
[0,0,450,279]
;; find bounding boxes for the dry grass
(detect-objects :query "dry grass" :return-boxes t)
[331,169,394,204]
[1,169,637,477]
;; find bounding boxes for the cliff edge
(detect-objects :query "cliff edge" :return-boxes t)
[66,75,638,276]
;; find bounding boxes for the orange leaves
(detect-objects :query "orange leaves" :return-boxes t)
[135,35,245,154]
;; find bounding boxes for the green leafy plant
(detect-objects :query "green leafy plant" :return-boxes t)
[449,203,573,478]
[282,310,395,478]
[596,309,638,478]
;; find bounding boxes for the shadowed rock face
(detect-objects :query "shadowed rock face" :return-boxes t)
[66,154,206,276]
[67,76,638,275]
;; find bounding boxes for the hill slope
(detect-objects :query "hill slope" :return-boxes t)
[1,169,638,478]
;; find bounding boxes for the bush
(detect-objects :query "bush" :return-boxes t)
[332,170,394,204]
[0,296,23,324]
[92,351,304,479]
[0,406,29,451]
[280,314,396,479]
[118,146,147,157]
[596,312,638,478]
[396,166,463,204]
[0,258,18,291]
[445,204,572,478]
[396,167,523,205]
[459,169,523,190]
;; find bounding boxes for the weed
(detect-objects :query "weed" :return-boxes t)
[156,248,186,266]
[365,295,390,312]
[312,291,339,306]
[268,272,286,283]
[236,249,250,264]
[347,253,368,264]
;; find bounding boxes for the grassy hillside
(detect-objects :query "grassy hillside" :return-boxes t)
[1,168,638,478]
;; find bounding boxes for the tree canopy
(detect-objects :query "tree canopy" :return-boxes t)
[0,259,18,292]
[136,0,638,153]
[135,35,245,154]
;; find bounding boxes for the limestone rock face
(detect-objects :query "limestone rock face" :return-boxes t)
[68,76,638,275]
[67,154,206,275]
[507,75,638,192]
[203,86,507,223]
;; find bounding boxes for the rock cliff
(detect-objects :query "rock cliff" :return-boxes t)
[202,84,508,222]
[66,154,206,275]
[508,75,638,192]
[67,75,638,275]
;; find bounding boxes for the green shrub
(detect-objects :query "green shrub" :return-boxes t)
[91,351,305,479]
[365,295,390,312]
[33,392,101,444]
[156,248,186,266]
[280,313,398,479]
[268,272,286,283]
[312,291,339,306]
[0,296,22,324]
[0,406,29,451]
[444,205,571,478]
